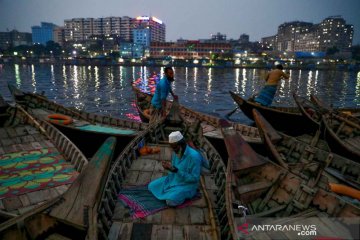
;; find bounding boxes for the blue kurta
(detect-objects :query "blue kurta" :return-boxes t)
[151,76,172,109]
[148,145,202,204]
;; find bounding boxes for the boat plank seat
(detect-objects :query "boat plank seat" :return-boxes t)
[252,204,287,217]
[343,136,360,151]
[45,233,72,240]
[236,181,273,195]
[203,130,221,139]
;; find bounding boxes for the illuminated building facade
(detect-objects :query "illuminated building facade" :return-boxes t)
[64,17,135,42]
[318,16,353,51]
[262,16,353,52]
[150,40,231,59]
[134,16,166,42]
[31,22,57,45]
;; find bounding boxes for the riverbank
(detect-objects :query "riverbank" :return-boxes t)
[1,56,359,71]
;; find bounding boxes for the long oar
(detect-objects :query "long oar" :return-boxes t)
[225,106,239,119]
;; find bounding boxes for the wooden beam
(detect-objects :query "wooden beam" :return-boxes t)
[49,137,116,228]
[219,119,265,172]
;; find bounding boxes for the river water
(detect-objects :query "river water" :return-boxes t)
[0,63,359,124]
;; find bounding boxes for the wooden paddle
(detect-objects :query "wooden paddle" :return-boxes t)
[225,107,239,119]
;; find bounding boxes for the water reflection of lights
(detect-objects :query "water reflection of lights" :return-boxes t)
[340,72,349,106]
[241,68,247,95]
[193,67,198,93]
[15,64,21,86]
[207,68,212,93]
[108,67,114,85]
[51,65,55,88]
[185,67,189,94]
[356,72,360,101]
[74,65,79,93]
[235,68,240,93]
[306,71,313,96]
[119,66,124,88]
[63,65,67,87]
[132,66,136,83]
[314,70,319,94]
[126,102,141,122]
[31,65,36,91]
[279,78,285,98]
[94,66,99,91]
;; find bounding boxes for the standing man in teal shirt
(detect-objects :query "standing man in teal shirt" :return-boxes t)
[150,67,178,122]
[148,131,202,206]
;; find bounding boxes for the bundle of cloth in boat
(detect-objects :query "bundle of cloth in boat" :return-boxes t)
[118,131,209,218]
[138,145,161,156]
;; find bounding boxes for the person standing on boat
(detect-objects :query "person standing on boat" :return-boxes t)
[150,66,178,122]
[254,62,289,106]
[148,131,202,206]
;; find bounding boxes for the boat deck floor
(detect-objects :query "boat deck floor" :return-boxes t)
[0,124,77,215]
[109,144,217,240]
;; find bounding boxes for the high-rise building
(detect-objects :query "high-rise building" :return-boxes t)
[261,35,277,49]
[239,34,249,44]
[318,16,354,51]
[103,17,121,36]
[64,18,84,42]
[93,18,103,36]
[83,18,94,40]
[211,32,227,42]
[276,21,313,52]
[134,16,166,42]
[120,16,134,41]
[31,22,57,45]
[294,28,319,52]
[64,16,136,43]
[53,27,65,46]
[0,30,32,49]
[264,16,354,53]
[133,28,151,47]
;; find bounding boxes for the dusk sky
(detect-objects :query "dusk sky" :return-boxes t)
[1,0,359,44]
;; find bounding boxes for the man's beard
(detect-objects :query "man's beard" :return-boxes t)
[174,146,182,154]
[168,77,174,82]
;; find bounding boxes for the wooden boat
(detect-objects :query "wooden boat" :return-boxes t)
[0,101,88,222]
[229,91,318,135]
[0,96,9,126]
[220,120,360,240]
[310,95,360,117]
[133,86,261,145]
[293,93,360,129]
[253,109,360,189]
[9,84,148,158]
[96,102,231,239]
[300,95,360,161]
[0,136,117,239]
[318,110,360,161]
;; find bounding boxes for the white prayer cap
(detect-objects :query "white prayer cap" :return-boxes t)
[274,61,281,66]
[169,131,184,143]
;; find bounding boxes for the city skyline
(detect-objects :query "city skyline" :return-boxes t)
[0,0,359,44]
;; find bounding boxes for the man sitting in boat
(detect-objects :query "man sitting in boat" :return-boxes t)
[254,62,289,106]
[150,67,178,122]
[148,131,203,206]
